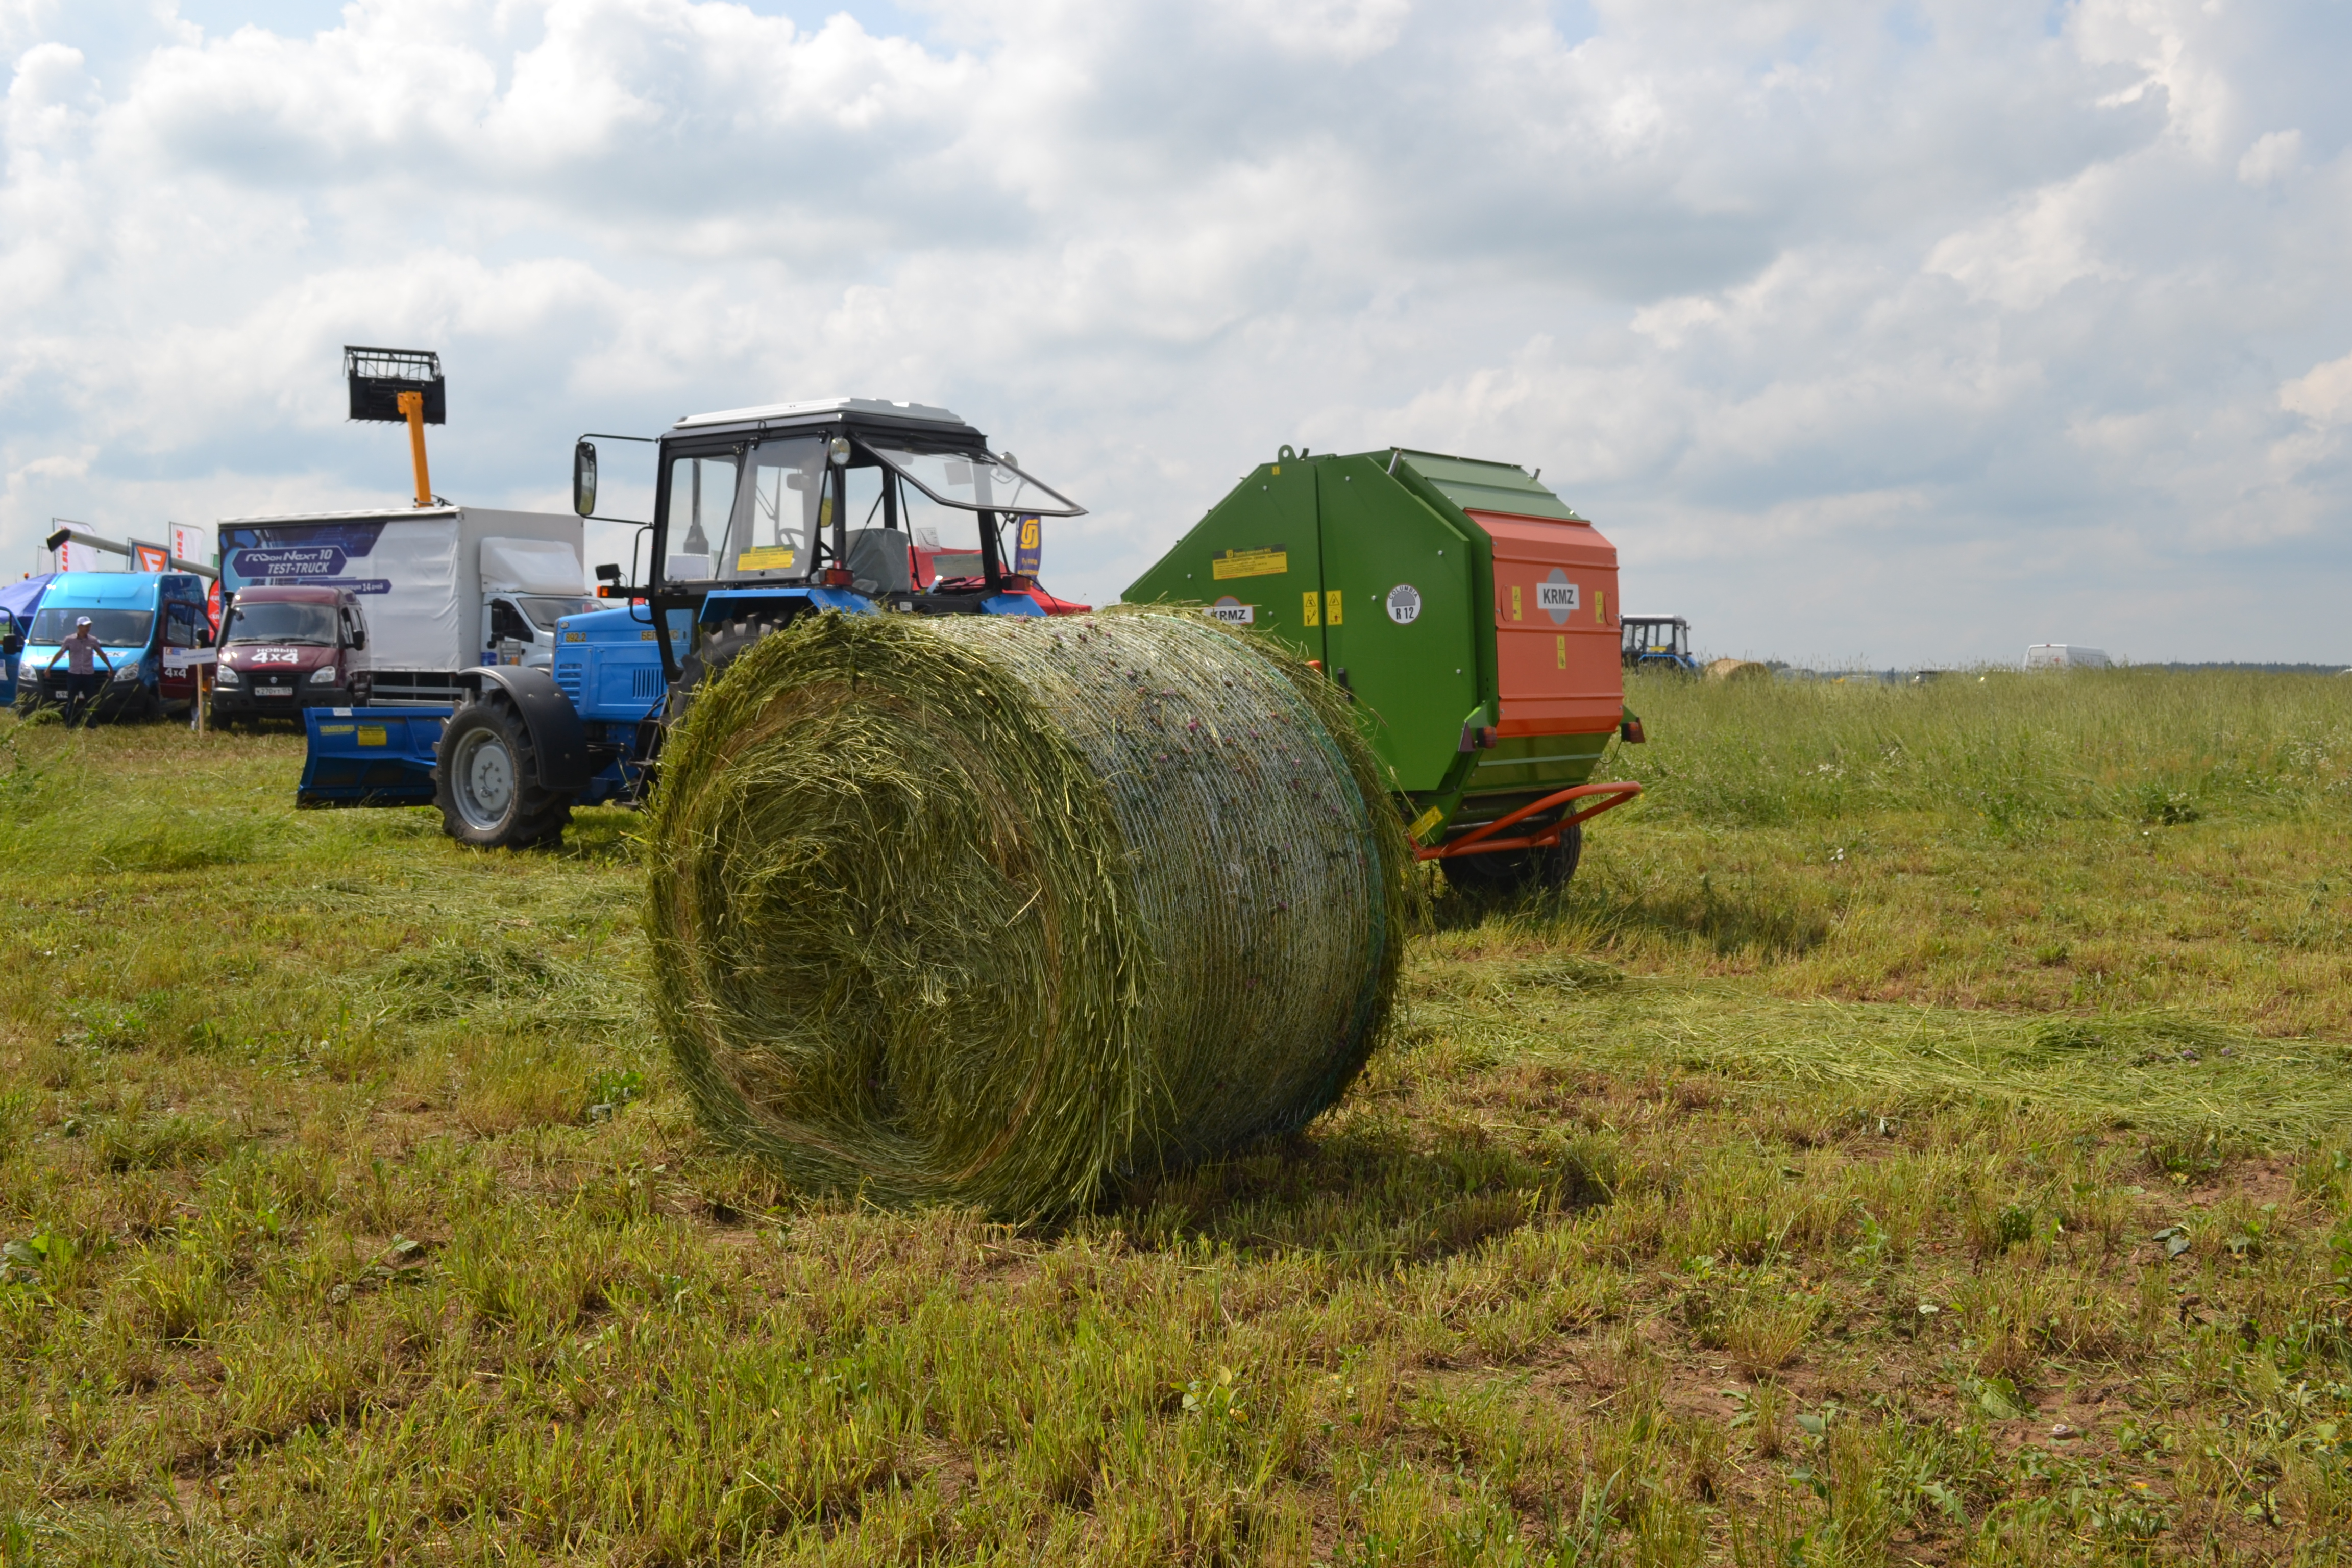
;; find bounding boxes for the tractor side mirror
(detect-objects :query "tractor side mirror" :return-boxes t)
[573,440,598,517]
[1,634,19,656]
[349,626,365,651]
[596,562,621,584]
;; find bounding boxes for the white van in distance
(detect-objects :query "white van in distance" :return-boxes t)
[2025,644,2111,670]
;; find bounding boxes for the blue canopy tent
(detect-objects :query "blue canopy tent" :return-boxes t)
[1,573,55,704]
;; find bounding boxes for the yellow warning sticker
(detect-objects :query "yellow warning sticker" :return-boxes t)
[1302,589,1320,627]
[1596,588,1606,624]
[357,725,388,747]
[1556,635,1567,669]
[737,546,796,571]
[1510,584,1522,622]
[1212,546,1289,581]
[318,724,354,736]
[1408,805,1446,844]
[1326,589,1343,625]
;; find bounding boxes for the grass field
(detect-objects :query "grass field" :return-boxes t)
[2,668,2349,1565]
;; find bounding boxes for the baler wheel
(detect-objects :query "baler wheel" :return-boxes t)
[1438,821,1582,895]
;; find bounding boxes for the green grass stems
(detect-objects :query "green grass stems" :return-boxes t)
[1616,666,2352,828]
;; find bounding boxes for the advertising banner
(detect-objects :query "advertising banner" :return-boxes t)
[54,540,105,572]
[131,542,170,573]
[169,524,208,570]
[219,517,461,674]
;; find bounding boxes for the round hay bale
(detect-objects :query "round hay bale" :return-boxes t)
[644,607,1411,1218]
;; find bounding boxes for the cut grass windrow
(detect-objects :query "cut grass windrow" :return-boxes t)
[1409,959,2352,1146]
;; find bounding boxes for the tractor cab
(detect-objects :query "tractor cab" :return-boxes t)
[303,393,1094,850]
[574,397,1090,689]
[1621,615,1696,672]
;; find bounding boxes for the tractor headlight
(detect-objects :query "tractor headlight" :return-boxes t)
[112,664,139,683]
[309,667,339,685]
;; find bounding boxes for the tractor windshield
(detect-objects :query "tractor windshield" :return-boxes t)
[715,436,829,581]
[865,441,1084,518]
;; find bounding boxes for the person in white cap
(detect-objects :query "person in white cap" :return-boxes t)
[56,615,114,725]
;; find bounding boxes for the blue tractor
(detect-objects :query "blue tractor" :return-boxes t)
[1620,615,1700,674]
[299,396,1088,848]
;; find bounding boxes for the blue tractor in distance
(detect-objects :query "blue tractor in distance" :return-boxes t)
[1620,615,1700,674]
[299,396,1089,848]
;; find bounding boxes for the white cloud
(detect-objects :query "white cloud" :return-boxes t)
[2237,128,2301,186]
[1925,175,2124,311]
[2,0,2349,660]
[2281,353,2352,426]
[4,40,94,152]
[1208,0,1410,63]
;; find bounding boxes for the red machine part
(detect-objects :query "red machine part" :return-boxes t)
[1415,780,1643,863]
[1472,508,1622,742]
[928,576,1092,615]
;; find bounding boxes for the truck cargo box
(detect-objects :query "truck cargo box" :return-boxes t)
[216,507,585,703]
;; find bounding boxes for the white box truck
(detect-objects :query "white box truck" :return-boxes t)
[216,506,591,704]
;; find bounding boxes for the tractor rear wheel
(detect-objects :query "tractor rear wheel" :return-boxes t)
[434,693,574,849]
[1438,821,1583,895]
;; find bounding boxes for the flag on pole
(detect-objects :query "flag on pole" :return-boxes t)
[170,523,208,569]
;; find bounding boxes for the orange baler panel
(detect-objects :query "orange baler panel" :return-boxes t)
[1473,510,1623,739]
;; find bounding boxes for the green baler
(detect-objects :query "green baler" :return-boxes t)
[1125,446,1643,890]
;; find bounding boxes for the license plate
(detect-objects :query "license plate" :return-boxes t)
[259,686,293,696]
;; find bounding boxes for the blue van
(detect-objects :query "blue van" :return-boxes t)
[14,572,211,722]
[0,573,51,707]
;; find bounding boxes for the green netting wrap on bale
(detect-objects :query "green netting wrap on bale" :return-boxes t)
[644,606,1412,1219]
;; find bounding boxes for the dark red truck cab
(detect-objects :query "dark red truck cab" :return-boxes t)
[209,584,373,723]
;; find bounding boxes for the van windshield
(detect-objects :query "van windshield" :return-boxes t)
[225,602,339,645]
[516,596,594,632]
[29,608,154,647]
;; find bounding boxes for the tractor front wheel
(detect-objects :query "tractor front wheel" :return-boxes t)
[1438,821,1583,895]
[434,695,575,849]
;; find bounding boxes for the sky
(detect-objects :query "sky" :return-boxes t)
[4,0,2348,666]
